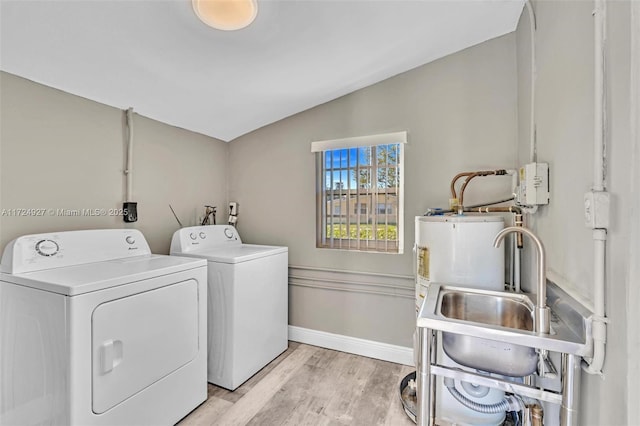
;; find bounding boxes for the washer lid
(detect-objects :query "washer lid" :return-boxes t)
[0,254,206,296]
[176,244,287,264]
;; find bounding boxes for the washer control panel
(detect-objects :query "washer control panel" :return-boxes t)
[170,225,241,253]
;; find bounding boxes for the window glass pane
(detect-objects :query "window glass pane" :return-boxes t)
[359,147,371,166]
[324,171,332,190]
[317,140,402,253]
[339,170,348,188]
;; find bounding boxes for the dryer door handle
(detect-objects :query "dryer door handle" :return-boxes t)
[100,339,123,374]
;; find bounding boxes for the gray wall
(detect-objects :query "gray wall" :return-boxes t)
[0,72,228,254]
[229,34,519,347]
[516,1,636,424]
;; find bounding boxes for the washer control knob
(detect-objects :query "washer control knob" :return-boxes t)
[35,239,59,257]
[125,236,135,245]
[224,228,234,239]
[199,232,206,239]
[190,232,197,240]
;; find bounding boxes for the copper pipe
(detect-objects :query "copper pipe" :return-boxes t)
[458,172,483,212]
[465,206,524,247]
[466,206,522,214]
[530,404,544,426]
[515,213,524,247]
[457,169,507,214]
[450,170,502,199]
[450,172,476,199]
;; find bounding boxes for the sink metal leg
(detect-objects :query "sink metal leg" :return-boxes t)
[417,327,436,426]
[561,353,581,426]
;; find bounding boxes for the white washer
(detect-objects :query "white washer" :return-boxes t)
[0,229,207,426]
[170,225,288,391]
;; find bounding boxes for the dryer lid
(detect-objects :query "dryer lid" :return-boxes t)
[0,254,206,296]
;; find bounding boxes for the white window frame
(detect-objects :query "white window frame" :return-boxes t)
[312,131,406,254]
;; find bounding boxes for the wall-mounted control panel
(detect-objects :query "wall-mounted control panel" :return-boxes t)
[0,229,150,274]
[170,225,241,254]
[515,162,550,207]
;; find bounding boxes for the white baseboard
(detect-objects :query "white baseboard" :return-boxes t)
[288,325,414,366]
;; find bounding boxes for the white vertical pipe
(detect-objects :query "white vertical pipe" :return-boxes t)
[525,1,537,163]
[585,230,607,375]
[125,108,134,202]
[510,236,516,291]
[507,169,522,293]
[593,0,606,192]
[628,2,640,421]
[583,0,607,376]
[514,242,521,294]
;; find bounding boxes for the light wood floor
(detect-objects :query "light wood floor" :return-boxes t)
[178,341,415,426]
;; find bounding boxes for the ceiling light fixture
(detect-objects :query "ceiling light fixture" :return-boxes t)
[192,0,258,31]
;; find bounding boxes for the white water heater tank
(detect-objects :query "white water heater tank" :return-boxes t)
[414,214,506,426]
[415,215,504,309]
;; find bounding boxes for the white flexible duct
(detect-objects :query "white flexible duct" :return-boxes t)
[443,378,523,414]
[583,0,608,376]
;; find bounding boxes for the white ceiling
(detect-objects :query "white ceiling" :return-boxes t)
[0,0,524,142]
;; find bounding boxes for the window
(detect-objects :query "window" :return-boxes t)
[311,131,406,253]
[354,202,367,215]
[377,203,393,215]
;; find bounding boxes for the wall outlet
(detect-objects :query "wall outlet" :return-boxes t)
[123,202,137,223]
[229,202,238,216]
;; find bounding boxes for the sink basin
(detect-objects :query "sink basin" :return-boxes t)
[439,290,538,376]
[418,283,592,359]
[440,292,533,330]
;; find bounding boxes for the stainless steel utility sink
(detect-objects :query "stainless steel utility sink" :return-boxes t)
[417,282,593,377]
[439,290,538,376]
[440,291,534,329]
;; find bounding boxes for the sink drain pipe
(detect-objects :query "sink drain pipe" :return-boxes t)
[443,377,522,414]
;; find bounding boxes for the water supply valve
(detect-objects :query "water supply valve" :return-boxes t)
[228,202,239,226]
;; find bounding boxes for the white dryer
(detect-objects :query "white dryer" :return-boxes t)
[0,229,207,425]
[170,225,288,391]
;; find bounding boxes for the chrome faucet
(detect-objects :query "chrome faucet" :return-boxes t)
[493,226,550,335]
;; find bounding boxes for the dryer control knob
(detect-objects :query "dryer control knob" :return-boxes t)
[125,236,135,245]
[224,228,234,239]
[190,233,197,240]
[35,239,59,257]
[199,232,206,239]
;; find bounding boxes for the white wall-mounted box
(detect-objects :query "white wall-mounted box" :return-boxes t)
[516,162,550,206]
